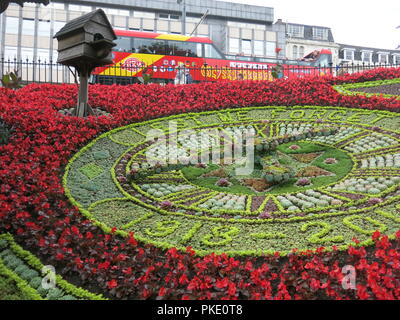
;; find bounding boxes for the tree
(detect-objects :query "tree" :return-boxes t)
[1,1,49,14]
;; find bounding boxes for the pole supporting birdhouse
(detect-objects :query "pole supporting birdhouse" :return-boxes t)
[54,9,116,117]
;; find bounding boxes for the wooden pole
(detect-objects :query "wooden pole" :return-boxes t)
[75,68,94,117]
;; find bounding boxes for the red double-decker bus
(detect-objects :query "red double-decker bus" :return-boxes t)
[91,30,333,85]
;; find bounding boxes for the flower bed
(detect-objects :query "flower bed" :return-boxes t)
[334,78,400,100]
[0,67,400,299]
[64,105,400,257]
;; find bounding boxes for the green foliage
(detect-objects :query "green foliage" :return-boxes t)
[0,274,33,300]
[277,141,325,154]
[63,105,400,256]
[29,277,43,290]
[2,254,24,269]
[14,264,31,276]
[137,67,153,85]
[202,226,240,247]
[58,295,78,300]
[0,240,7,250]
[0,119,14,145]
[37,286,50,297]
[271,64,283,79]
[19,269,39,281]
[0,233,106,300]
[1,70,23,89]
[334,78,400,100]
[46,287,64,300]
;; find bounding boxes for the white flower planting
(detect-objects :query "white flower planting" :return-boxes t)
[328,176,400,194]
[277,190,337,211]
[361,153,400,168]
[307,127,361,144]
[344,133,398,153]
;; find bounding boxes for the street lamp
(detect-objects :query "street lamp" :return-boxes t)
[177,0,186,35]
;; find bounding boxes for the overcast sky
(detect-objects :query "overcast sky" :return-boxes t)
[220,0,400,50]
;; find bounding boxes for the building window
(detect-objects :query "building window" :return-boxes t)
[186,17,200,24]
[37,48,49,61]
[361,51,372,63]
[241,39,252,55]
[312,27,328,40]
[293,45,298,59]
[227,21,266,30]
[254,40,264,56]
[266,41,276,57]
[54,21,65,34]
[134,11,155,19]
[69,5,92,12]
[343,49,355,61]
[204,44,223,59]
[38,20,50,37]
[378,53,389,64]
[299,46,304,58]
[287,24,304,38]
[99,7,130,16]
[159,13,180,20]
[22,19,35,36]
[229,38,239,54]
[21,47,34,60]
[51,2,65,10]
[5,17,19,34]
[4,46,18,60]
[52,50,59,60]
[393,55,400,65]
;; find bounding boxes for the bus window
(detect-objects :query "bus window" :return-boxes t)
[166,41,202,57]
[133,38,166,55]
[204,44,224,59]
[115,36,131,52]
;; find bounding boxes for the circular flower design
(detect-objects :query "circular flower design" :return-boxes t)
[64,106,400,256]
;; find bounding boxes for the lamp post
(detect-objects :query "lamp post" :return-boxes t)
[177,0,186,35]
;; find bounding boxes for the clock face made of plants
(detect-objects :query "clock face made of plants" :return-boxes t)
[64,106,400,256]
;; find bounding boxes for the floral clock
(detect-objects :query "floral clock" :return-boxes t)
[64,106,400,256]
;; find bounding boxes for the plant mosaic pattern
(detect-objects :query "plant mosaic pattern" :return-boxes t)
[64,106,400,256]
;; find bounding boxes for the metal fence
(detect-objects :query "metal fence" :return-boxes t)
[1,57,400,86]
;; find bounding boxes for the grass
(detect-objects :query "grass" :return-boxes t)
[277,141,326,154]
[181,165,255,195]
[181,142,354,195]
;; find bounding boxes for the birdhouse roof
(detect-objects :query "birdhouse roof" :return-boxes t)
[54,9,116,40]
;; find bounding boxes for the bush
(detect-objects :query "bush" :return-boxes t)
[19,269,39,281]
[29,277,43,290]
[46,288,64,300]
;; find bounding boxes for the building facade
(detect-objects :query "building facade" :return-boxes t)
[338,44,400,66]
[0,0,287,64]
[1,0,398,83]
[283,22,340,65]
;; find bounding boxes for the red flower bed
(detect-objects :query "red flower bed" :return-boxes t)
[0,68,400,300]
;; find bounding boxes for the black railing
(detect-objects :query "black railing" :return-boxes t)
[1,57,400,86]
